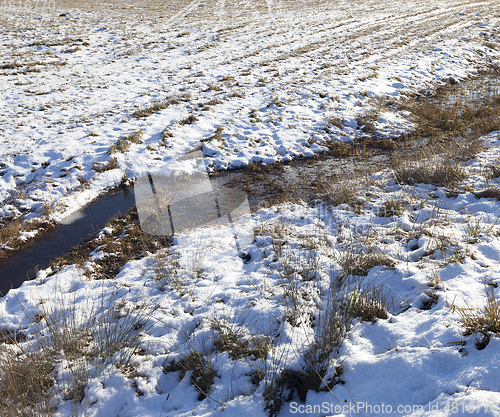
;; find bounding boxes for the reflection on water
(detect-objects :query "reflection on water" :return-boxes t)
[0,189,135,296]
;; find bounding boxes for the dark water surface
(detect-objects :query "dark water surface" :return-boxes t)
[0,188,135,296]
[0,153,382,296]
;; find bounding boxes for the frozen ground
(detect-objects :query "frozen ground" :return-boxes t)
[1,0,500,416]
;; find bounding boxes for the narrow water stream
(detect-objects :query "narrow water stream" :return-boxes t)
[0,153,384,296]
[1,72,498,296]
[0,188,135,296]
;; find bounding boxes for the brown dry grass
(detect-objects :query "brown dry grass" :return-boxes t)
[401,79,500,142]
[109,130,143,154]
[0,346,55,416]
[48,206,170,279]
[162,351,217,401]
[393,155,467,187]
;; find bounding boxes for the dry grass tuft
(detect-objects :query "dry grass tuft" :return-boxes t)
[109,130,143,154]
[355,108,379,133]
[132,94,190,118]
[92,157,117,173]
[162,351,217,401]
[392,143,467,187]
[179,114,198,125]
[341,250,395,277]
[229,91,245,98]
[0,218,21,248]
[132,100,169,118]
[213,323,270,361]
[394,158,466,186]
[0,284,152,415]
[0,347,55,416]
[378,199,405,217]
[349,284,390,322]
[454,284,500,349]
[326,116,343,129]
[326,180,360,206]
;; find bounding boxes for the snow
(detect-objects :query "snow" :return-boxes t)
[2,0,500,416]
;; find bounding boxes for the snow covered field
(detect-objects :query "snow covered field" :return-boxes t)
[1,0,499,222]
[2,0,500,416]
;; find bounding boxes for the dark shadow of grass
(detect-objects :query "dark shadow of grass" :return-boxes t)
[162,351,217,401]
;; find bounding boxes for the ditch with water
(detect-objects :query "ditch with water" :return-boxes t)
[1,71,499,295]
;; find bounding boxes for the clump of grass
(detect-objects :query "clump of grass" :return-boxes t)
[484,41,500,51]
[0,346,55,416]
[421,290,439,310]
[0,285,152,415]
[325,140,353,156]
[326,180,359,206]
[449,136,483,162]
[206,83,222,92]
[348,284,390,322]
[249,108,261,123]
[132,100,169,118]
[109,130,143,154]
[327,116,343,129]
[160,128,173,147]
[206,98,222,105]
[485,163,500,179]
[264,282,388,416]
[202,126,223,143]
[0,211,55,262]
[355,108,379,133]
[393,156,467,187]
[264,367,342,417]
[162,351,217,401]
[179,114,198,125]
[475,187,500,200]
[378,199,405,217]
[340,250,395,277]
[92,157,117,173]
[132,94,190,119]
[454,284,500,349]
[229,91,245,98]
[151,250,183,293]
[268,96,283,107]
[0,218,21,249]
[265,283,352,416]
[213,323,270,361]
[75,175,91,192]
[0,62,25,70]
